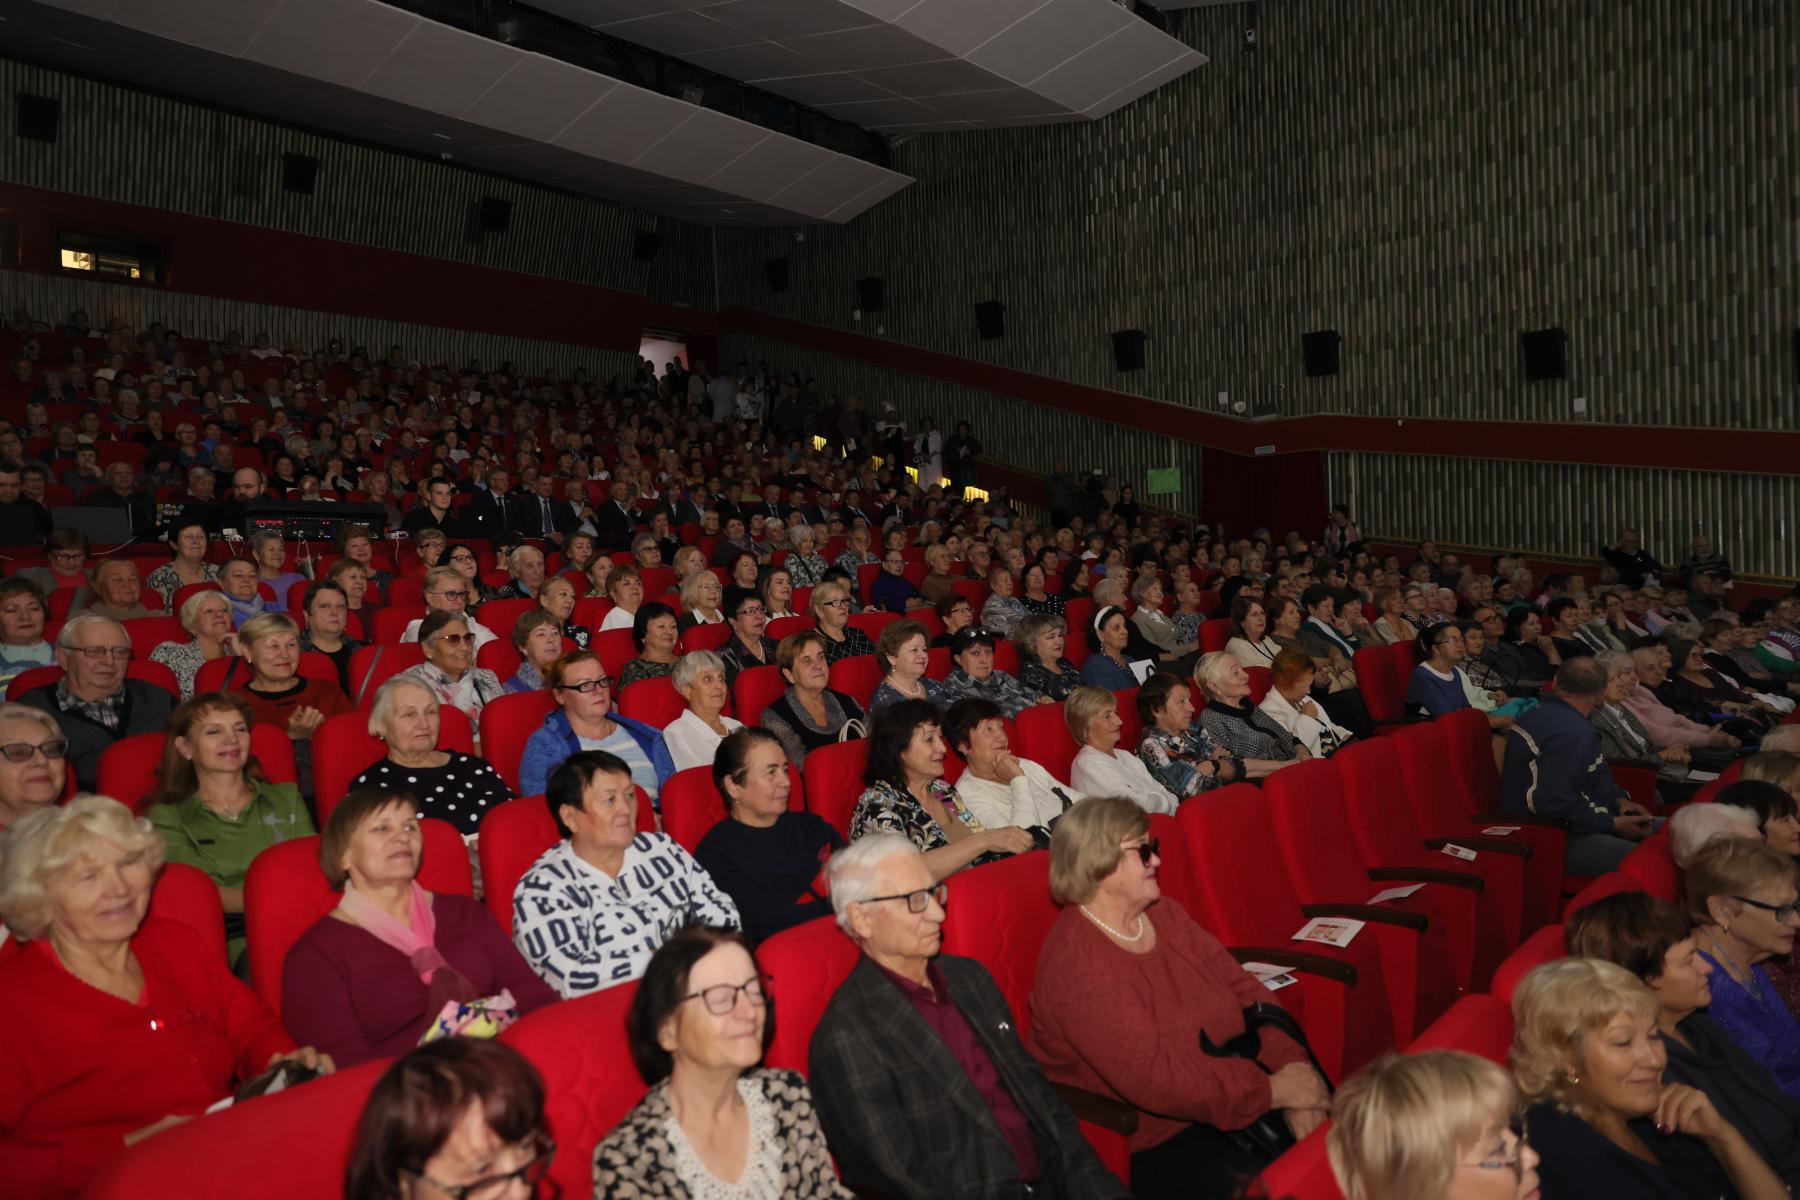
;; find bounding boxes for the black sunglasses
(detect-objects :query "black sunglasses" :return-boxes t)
[1130,838,1161,866]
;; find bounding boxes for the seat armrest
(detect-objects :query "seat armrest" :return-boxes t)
[1474,811,1570,832]
[1228,946,1358,985]
[1301,901,1429,932]
[1425,835,1531,859]
[1366,865,1485,892]
[1054,1083,1140,1134]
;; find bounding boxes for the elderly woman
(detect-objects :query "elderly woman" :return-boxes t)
[849,699,1033,878]
[231,612,352,740]
[979,565,1028,636]
[1081,605,1149,691]
[1194,650,1305,773]
[1015,612,1082,701]
[616,601,682,691]
[0,702,66,834]
[598,563,645,633]
[1131,576,1198,670]
[1686,836,1800,1098]
[1329,1050,1539,1200]
[810,579,876,664]
[918,543,958,606]
[943,625,1050,717]
[151,588,240,700]
[785,526,829,589]
[400,610,503,724]
[146,693,314,962]
[1136,670,1243,798]
[534,575,589,650]
[759,631,866,768]
[281,787,554,1067]
[249,531,306,611]
[1258,646,1355,757]
[584,553,616,601]
[1029,795,1329,1198]
[345,1039,550,1200]
[0,796,331,1196]
[694,729,845,941]
[757,563,798,621]
[512,750,739,997]
[299,580,363,694]
[677,569,726,633]
[717,586,780,685]
[1367,585,1418,646]
[1061,684,1177,813]
[595,926,850,1195]
[664,650,745,772]
[519,650,674,799]
[868,618,954,715]
[1019,561,1065,618]
[943,696,1081,834]
[504,610,563,693]
[216,557,271,629]
[349,678,514,836]
[1564,891,1800,1187]
[0,579,53,684]
[334,524,394,595]
[1712,779,1800,857]
[669,545,706,590]
[726,549,761,593]
[145,519,219,609]
[1511,957,1786,1199]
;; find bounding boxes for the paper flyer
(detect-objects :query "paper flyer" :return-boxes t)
[1291,917,1365,948]
[1368,883,1425,904]
[1241,961,1299,991]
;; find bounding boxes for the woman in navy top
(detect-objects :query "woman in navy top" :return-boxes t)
[1079,606,1145,692]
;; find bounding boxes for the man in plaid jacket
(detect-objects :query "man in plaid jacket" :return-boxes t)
[807,833,1128,1199]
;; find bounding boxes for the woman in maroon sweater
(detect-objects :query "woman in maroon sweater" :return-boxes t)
[281,787,555,1067]
[1028,796,1331,1200]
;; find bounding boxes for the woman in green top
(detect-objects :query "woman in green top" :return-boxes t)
[146,692,313,963]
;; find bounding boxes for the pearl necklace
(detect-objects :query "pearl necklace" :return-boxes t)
[1079,905,1145,942]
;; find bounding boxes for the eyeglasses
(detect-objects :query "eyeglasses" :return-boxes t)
[682,974,772,1016]
[735,606,766,618]
[1733,895,1800,923]
[556,677,614,694]
[1126,838,1161,866]
[0,738,68,763]
[69,646,133,662]
[431,589,470,601]
[407,1135,555,1200]
[431,632,475,646]
[862,883,948,914]
[820,597,850,609]
[1461,1114,1529,1176]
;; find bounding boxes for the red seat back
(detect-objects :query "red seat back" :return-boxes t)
[846,610,899,641]
[478,691,560,795]
[1490,923,1565,1004]
[592,628,638,680]
[369,605,425,643]
[146,862,228,965]
[124,615,188,660]
[478,598,537,639]
[761,916,860,1074]
[733,664,786,726]
[801,738,869,838]
[1389,721,1474,834]
[1255,1127,1345,1200]
[682,622,733,655]
[344,642,426,705]
[1331,737,1434,869]
[1014,702,1077,783]
[617,674,692,728]
[1245,666,1272,705]
[826,654,881,707]
[1561,871,1646,921]
[1261,759,1380,903]
[245,818,474,1014]
[1352,644,1406,722]
[1403,992,1515,1062]
[766,615,810,643]
[1618,832,1680,902]
[1174,784,1308,946]
[939,852,1055,1041]
[97,726,299,814]
[479,795,560,931]
[1199,618,1232,653]
[1439,706,1502,816]
[311,706,476,823]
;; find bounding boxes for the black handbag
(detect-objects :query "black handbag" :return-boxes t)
[1198,1001,1335,1163]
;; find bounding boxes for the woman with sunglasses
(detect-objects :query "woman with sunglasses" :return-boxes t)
[595,925,850,1196]
[399,611,503,725]
[0,702,67,833]
[1029,795,1329,1199]
[346,1040,553,1200]
[1686,836,1800,1095]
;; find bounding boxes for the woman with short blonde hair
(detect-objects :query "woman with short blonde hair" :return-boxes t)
[150,587,239,700]
[677,570,725,631]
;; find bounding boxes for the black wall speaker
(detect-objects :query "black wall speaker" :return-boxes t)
[632,230,662,262]
[281,153,320,196]
[856,277,885,313]
[974,300,1005,340]
[477,197,512,234]
[764,258,790,292]
[1112,329,1147,372]
[1521,327,1568,381]
[15,93,59,143]
[1302,329,1341,377]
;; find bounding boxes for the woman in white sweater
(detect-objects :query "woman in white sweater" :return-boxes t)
[1257,647,1355,758]
[1064,685,1177,815]
[942,697,1084,833]
[1224,595,1282,668]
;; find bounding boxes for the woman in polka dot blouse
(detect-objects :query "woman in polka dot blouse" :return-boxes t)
[349,677,514,836]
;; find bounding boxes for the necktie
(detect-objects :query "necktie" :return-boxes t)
[541,497,552,531]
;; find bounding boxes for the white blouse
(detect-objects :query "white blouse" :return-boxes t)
[1071,745,1178,815]
[664,709,745,772]
[1225,635,1280,668]
[956,760,1084,831]
[1256,688,1352,757]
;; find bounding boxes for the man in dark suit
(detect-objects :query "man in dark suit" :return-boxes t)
[458,465,512,541]
[511,474,578,546]
[752,483,787,524]
[808,836,1126,1200]
[591,479,638,551]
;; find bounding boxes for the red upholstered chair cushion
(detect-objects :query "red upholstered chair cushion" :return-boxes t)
[1014,702,1077,783]
[1404,992,1516,1063]
[145,862,228,966]
[847,610,900,641]
[344,642,426,705]
[369,605,425,644]
[1561,871,1646,922]
[97,726,299,814]
[617,675,691,728]
[825,655,882,708]
[1618,831,1680,903]
[592,628,638,680]
[477,691,559,795]
[801,738,869,839]
[732,664,787,726]
[1352,644,1406,722]
[1199,618,1233,653]
[477,790,656,932]
[939,851,1055,1041]
[1490,923,1566,1004]
[310,706,476,825]
[760,915,860,1075]
[124,615,188,659]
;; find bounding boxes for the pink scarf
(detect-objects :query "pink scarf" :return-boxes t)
[338,880,453,984]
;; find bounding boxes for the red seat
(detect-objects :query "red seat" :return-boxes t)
[925,646,952,680]
[617,674,694,728]
[1199,617,1232,653]
[1561,871,1646,921]
[1611,764,1660,813]
[1245,666,1272,705]
[1254,1126,1344,1200]
[855,563,880,604]
[732,663,787,726]
[1062,598,1096,668]
[477,597,537,639]
[592,627,638,680]
[97,727,300,814]
[1014,701,1078,783]
[1490,922,1566,1004]
[846,610,900,642]
[801,738,869,838]
[1352,643,1407,723]
[5,660,180,701]
[479,790,655,931]
[761,916,861,1075]
[310,705,476,824]
[826,654,882,707]
[477,691,559,795]
[766,615,810,642]
[145,862,228,966]
[244,817,474,1014]
[476,638,523,679]
[192,651,339,695]
[682,622,733,654]
[1173,785,1397,1079]
[1261,760,1465,1040]
[1403,992,1516,1063]
[124,615,188,660]
[369,605,424,643]
[1618,831,1680,902]
[170,581,222,614]
[344,642,426,705]
[661,761,805,852]
[387,576,425,606]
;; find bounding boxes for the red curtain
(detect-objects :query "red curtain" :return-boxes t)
[1200,449,1327,542]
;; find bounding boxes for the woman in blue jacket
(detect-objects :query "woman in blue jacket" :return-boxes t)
[518,651,675,799]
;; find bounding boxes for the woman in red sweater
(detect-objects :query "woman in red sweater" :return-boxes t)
[229,612,352,739]
[0,795,332,1199]
[1028,796,1331,1200]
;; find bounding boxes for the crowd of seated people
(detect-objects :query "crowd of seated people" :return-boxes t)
[5,311,1800,1196]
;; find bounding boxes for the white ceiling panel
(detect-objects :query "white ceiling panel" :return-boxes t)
[704,0,878,40]
[459,57,616,143]
[554,87,697,162]
[703,136,834,203]
[105,0,284,59]
[633,112,767,180]
[894,0,1056,58]
[244,0,423,91]
[601,10,749,55]
[361,19,522,116]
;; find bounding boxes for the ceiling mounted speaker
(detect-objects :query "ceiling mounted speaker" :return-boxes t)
[856,277,885,313]
[281,153,319,195]
[1520,327,1568,381]
[477,197,512,234]
[1112,329,1146,372]
[974,301,1004,340]
[633,230,662,262]
[15,93,59,143]
[1302,329,1341,377]
[764,258,790,292]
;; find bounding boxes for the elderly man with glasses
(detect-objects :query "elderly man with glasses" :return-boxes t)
[17,612,174,790]
[401,565,499,648]
[807,832,1128,1200]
